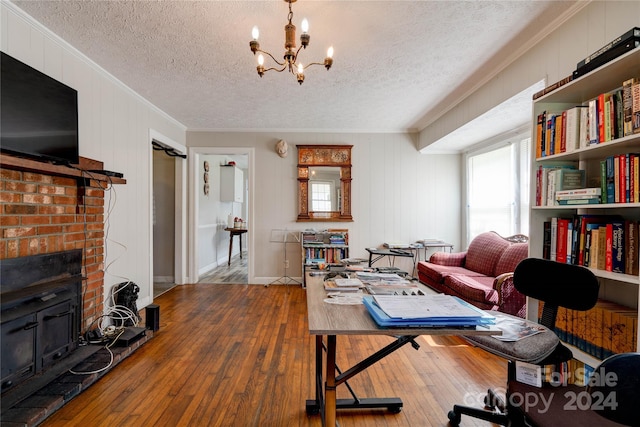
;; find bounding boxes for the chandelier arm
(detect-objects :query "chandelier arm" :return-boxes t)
[264,65,289,73]
[302,61,326,70]
[257,49,286,67]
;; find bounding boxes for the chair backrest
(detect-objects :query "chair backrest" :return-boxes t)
[513,258,599,330]
[586,352,640,426]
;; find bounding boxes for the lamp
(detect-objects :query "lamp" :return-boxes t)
[249,0,333,85]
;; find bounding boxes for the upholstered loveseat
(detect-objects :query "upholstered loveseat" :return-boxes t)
[416,231,529,317]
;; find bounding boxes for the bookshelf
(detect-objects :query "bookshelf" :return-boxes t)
[529,48,640,366]
[301,230,349,286]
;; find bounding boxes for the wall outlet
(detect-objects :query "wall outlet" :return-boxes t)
[284,260,289,269]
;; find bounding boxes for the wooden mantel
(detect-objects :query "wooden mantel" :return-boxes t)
[0,153,126,184]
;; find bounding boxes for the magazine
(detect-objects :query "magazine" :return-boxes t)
[491,313,547,342]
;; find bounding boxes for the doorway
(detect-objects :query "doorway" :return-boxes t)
[152,148,176,296]
[189,148,254,284]
[149,130,188,298]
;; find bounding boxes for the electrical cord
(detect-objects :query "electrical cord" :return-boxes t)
[69,328,126,375]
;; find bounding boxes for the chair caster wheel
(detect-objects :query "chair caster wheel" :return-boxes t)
[484,393,496,409]
[448,410,461,426]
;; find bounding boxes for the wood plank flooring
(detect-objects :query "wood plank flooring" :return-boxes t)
[41,284,506,426]
[198,253,248,284]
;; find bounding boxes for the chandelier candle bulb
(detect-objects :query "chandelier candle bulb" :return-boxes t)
[250,26,260,53]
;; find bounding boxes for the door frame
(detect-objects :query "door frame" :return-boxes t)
[187,146,255,284]
[149,129,188,290]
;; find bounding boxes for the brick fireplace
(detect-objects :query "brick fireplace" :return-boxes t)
[0,161,107,331]
[0,155,127,404]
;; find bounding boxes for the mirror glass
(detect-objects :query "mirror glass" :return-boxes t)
[296,145,353,222]
[308,167,341,212]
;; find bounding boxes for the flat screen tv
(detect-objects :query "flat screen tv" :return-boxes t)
[1,51,79,165]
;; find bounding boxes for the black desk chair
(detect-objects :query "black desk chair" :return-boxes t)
[586,352,640,426]
[448,258,601,426]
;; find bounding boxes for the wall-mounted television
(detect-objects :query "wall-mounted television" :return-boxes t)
[1,51,79,165]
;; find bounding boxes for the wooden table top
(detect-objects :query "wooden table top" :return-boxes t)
[224,227,248,233]
[305,273,500,337]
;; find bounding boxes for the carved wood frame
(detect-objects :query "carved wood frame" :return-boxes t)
[296,145,353,222]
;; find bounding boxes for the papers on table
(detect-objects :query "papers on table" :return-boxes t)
[324,278,363,292]
[362,294,495,328]
[334,278,364,288]
[373,294,481,319]
[366,285,425,296]
[355,272,411,285]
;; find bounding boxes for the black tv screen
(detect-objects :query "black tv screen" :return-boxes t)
[1,51,79,165]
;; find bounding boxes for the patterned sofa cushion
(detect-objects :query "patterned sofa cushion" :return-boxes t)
[464,232,511,277]
[416,261,486,284]
[494,242,529,276]
[443,274,499,310]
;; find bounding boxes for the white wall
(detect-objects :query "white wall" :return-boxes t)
[419,1,640,150]
[188,132,462,283]
[1,3,187,307]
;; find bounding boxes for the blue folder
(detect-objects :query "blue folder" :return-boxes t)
[362,295,495,328]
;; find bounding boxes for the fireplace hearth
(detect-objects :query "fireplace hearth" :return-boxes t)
[1,250,83,401]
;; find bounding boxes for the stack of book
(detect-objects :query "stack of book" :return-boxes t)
[555,188,601,205]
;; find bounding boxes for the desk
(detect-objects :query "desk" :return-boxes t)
[224,227,247,265]
[304,274,499,426]
[366,247,416,277]
[366,247,414,267]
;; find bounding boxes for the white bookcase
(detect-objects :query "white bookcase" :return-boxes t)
[528,48,640,367]
[301,230,349,286]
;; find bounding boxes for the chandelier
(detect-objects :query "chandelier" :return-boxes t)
[249,0,333,85]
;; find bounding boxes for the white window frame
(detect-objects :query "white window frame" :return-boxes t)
[463,125,530,247]
[310,181,332,212]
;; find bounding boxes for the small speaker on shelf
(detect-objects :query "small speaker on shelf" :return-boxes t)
[145,304,160,332]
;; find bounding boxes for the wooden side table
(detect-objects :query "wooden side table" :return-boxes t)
[224,227,247,265]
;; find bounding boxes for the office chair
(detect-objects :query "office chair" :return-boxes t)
[586,352,640,427]
[448,258,601,426]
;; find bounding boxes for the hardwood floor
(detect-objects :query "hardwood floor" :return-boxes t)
[41,284,506,426]
[198,253,248,284]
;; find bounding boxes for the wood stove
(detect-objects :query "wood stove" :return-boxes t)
[1,250,82,393]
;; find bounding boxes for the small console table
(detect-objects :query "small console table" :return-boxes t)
[224,227,247,266]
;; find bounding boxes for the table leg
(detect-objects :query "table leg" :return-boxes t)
[239,233,243,259]
[228,233,233,266]
[326,335,337,426]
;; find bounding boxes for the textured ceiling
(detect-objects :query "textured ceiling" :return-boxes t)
[13,1,577,138]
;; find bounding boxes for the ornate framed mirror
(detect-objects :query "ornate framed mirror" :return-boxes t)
[296,145,353,222]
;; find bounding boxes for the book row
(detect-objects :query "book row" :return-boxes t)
[301,231,349,245]
[535,75,640,159]
[535,152,640,206]
[600,153,640,204]
[543,216,639,275]
[540,299,638,361]
[304,247,348,265]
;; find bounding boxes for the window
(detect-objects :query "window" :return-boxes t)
[310,182,332,211]
[466,134,530,243]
